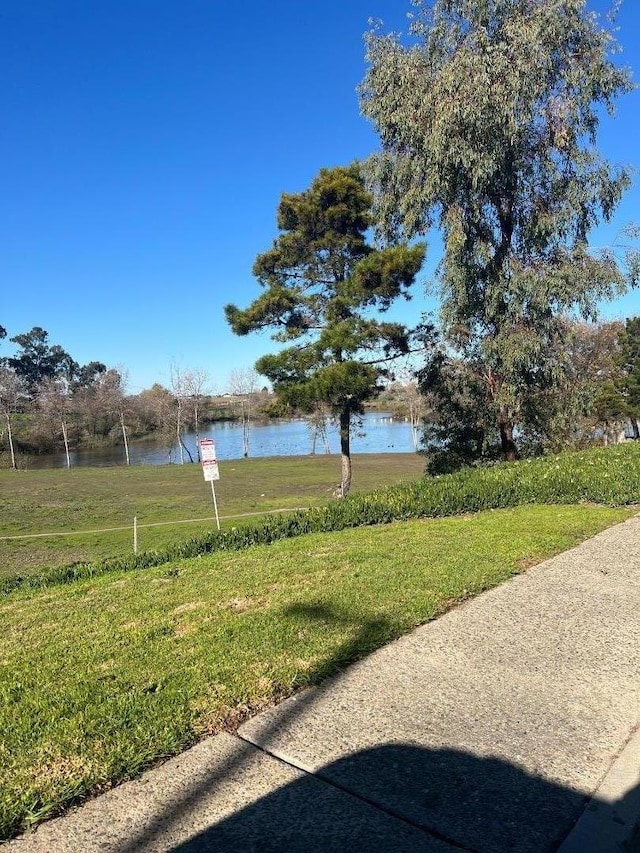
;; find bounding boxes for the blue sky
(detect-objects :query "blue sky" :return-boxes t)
[1,1,639,394]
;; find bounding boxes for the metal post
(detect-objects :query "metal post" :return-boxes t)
[210,482,220,531]
[133,515,138,554]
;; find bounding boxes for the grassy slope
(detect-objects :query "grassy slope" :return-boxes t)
[0,454,426,577]
[0,503,632,839]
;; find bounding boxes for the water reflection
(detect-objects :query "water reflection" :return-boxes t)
[23,412,420,470]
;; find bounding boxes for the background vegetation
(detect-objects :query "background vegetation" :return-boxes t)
[3,443,639,594]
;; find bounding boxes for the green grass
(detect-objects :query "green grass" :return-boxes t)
[0,453,426,578]
[3,443,639,591]
[0,502,633,840]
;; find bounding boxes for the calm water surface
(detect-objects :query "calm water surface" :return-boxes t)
[24,412,421,469]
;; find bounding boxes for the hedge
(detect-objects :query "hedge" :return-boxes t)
[2,443,638,595]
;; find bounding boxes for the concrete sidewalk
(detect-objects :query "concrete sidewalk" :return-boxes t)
[7,515,640,852]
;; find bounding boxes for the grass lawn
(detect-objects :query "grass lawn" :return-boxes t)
[0,502,633,840]
[0,453,426,578]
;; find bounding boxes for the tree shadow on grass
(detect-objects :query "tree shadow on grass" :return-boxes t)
[102,602,640,852]
[283,601,397,683]
[115,606,398,853]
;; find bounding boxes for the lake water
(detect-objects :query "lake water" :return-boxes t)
[24,412,421,469]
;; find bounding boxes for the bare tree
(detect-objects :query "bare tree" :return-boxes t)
[134,384,175,462]
[37,378,73,468]
[170,364,196,464]
[0,367,28,468]
[382,359,430,451]
[562,320,629,448]
[393,380,425,451]
[96,368,131,465]
[227,367,260,457]
[307,405,332,455]
[180,369,210,459]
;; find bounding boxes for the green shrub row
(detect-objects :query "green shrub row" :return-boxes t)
[3,443,639,596]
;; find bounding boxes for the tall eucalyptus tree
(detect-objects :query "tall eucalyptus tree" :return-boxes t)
[360,0,633,460]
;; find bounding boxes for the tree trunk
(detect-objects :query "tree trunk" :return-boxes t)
[409,401,420,451]
[179,435,194,463]
[321,418,331,454]
[5,412,16,469]
[338,409,352,498]
[177,401,184,464]
[499,420,518,462]
[194,402,201,460]
[631,418,639,440]
[61,419,71,468]
[120,411,130,466]
[241,400,250,457]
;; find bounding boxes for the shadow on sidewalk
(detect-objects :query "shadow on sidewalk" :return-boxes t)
[165,744,639,853]
[115,603,639,853]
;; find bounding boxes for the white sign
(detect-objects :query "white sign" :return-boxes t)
[202,460,220,481]
[199,438,221,530]
[199,438,217,462]
[199,439,220,481]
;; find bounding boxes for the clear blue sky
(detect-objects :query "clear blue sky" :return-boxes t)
[1,1,638,394]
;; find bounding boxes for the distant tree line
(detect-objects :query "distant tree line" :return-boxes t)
[0,327,272,468]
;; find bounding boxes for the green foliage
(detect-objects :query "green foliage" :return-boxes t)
[4,443,638,596]
[419,318,637,469]
[225,164,426,494]
[7,327,77,392]
[528,319,630,450]
[618,316,640,425]
[6,327,105,395]
[360,0,633,459]
[417,346,500,472]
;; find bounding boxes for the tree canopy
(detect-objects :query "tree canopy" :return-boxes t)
[6,327,105,394]
[618,316,640,434]
[360,0,633,460]
[225,164,426,495]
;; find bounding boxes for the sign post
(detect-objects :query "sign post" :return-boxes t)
[199,438,221,530]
